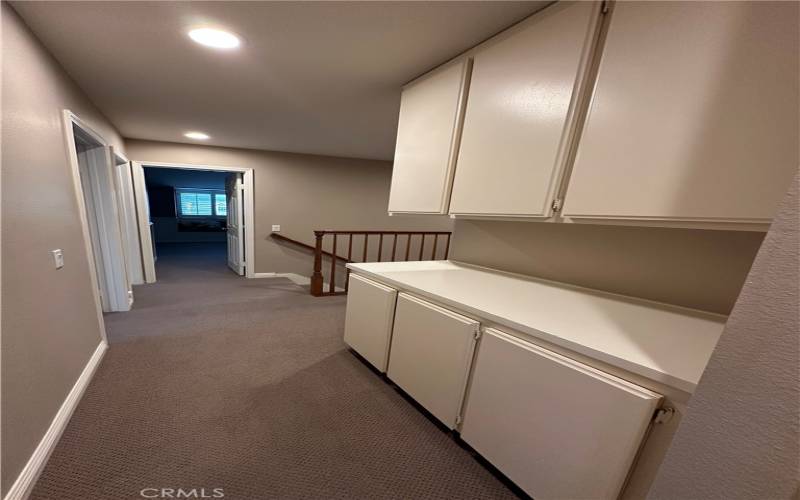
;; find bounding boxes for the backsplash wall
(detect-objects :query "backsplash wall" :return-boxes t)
[449,220,764,315]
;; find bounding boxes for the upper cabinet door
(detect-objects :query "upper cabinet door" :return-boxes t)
[388,59,472,214]
[449,2,603,218]
[562,2,799,227]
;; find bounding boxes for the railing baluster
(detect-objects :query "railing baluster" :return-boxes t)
[329,234,337,294]
[345,234,353,293]
[347,234,353,261]
[286,230,451,296]
[310,231,324,296]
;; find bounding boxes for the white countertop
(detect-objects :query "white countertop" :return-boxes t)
[346,260,726,393]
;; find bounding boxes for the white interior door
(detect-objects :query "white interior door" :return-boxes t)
[227,174,244,275]
[110,149,144,286]
[74,141,131,312]
[77,148,109,310]
[131,161,156,283]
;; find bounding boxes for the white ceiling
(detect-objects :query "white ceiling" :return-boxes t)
[13,1,550,160]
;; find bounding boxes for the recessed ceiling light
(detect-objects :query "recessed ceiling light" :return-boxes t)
[188,28,241,50]
[184,131,210,140]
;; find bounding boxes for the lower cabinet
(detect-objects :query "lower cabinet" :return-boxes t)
[387,293,479,429]
[461,328,662,500]
[343,276,664,497]
[343,274,397,372]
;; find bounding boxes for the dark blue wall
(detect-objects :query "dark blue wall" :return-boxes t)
[143,167,231,243]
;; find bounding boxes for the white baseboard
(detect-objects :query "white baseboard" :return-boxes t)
[251,272,302,283]
[4,341,108,500]
[250,272,344,292]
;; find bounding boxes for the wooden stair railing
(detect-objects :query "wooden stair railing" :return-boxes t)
[269,231,451,296]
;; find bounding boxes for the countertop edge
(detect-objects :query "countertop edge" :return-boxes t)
[346,262,702,393]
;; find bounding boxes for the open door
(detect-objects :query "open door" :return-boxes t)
[67,121,131,312]
[131,161,157,283]
[110,147,144,288]
[226,173,245,275]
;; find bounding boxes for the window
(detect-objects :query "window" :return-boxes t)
[215,194,227,216]
[176,189,226,217]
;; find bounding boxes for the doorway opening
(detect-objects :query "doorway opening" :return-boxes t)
[64,112,132,315]
[131,162,255,280]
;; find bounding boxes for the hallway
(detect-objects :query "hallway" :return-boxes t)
[29,244,516,500]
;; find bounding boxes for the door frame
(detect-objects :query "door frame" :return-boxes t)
[61,111,128,341]
[130,161,256,279]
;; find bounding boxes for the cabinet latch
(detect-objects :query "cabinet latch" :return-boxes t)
[551,199,563,212]
[455,414,463,426]
[473,326,482,340]
[653,407,675,424]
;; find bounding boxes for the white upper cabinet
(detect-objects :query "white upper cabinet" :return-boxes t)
[388,59,471,214]
[449,2,603,218]
[562,1,799,228]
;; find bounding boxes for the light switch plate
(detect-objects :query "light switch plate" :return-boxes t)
[272,225,281,232]
[52,249,64,269]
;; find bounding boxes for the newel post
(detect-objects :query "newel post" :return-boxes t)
[310,231,324,296]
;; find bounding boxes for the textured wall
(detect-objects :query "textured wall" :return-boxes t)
[648,172,799,499]
[450,220,764,314]
[1,3,125,494]
[124,139,453,278]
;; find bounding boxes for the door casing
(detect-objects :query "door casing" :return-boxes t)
[130,161,256,279]
[62,110,131,331]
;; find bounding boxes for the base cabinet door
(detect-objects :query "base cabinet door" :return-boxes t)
[461,328,662,500]
[343,274,397,372]
[387,293,479,429]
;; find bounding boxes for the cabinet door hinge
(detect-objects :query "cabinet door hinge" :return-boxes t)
[473,326,482,340]
[653,407,675,424]
[551,198,563,212]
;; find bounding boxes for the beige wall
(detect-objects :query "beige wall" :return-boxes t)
[124,139,453,279]
[1,3,125,494]
[126,136,762,312]
[449,219,763,314]
[649,173,799,499]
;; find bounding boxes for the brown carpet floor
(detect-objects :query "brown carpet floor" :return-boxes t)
[30,243,518,500]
